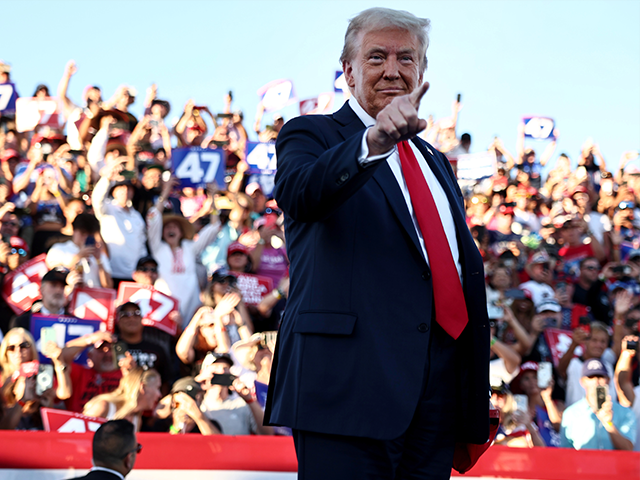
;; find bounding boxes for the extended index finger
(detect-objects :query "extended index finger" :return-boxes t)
[409,81,430,108]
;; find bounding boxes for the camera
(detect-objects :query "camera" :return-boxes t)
[626,339,638,351]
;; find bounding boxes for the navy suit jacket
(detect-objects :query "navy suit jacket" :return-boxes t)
[265,102,490,443]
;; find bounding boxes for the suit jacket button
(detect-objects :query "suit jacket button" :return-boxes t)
[337,172,349,184]
[421,271,431,280]
[418,323,429,333]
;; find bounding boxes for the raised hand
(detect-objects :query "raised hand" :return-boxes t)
[366,81,430,156]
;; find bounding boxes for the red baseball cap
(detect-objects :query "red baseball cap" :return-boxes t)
[227,241,250,256]
[1,149,20,162]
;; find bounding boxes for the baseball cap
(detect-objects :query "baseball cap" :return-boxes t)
[245,182,263,196]
[581,358,609,378]
[536,299,562,314]
[1,149,20,163]
[529,250,550,265]
[136,255,158,270]
[171,377,203,401]
[210,268,237,285]
[42,267,69,285]
[227,241,250,256]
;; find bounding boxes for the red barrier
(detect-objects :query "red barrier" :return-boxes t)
[0,432,639,479]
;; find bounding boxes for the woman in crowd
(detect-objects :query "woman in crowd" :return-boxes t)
[82,367,161,432]
[147,178,221,324]
[176,270,253,373]
[492,383,547,448]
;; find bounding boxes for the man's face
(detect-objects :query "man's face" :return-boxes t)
[530,262,550,282]
[40,280,66,311]
[343,28,423,119]
[88,342,115,372]
[142,169,162,190]
[580,375,609,404]
[132,262,158,286]
[72,229,90,248]
[0,213,20,237]
[579,260,600,283]
[117,305,143,336]
[585,330,609,358]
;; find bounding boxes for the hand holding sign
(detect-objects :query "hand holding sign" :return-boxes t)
[366,82,430,157]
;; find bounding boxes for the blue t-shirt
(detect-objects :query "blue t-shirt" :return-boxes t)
[560,397,636,450]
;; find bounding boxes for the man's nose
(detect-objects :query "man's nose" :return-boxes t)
[383,58,401,79]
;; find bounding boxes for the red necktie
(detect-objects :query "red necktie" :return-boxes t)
[398,140,468,339]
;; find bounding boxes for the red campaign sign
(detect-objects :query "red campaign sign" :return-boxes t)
[299,98,318,115]
[231,273,273,306]
[117,282,179,335]
[544,328,576,368]
[68,287,117,332]
[41,407,106,433]
[15,97,63,133]
[1,254,48,315]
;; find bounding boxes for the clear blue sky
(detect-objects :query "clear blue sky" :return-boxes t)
[2,0,639,173]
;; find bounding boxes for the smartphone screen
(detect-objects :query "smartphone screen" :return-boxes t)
[114,342,129,363]
[537,362,553,389]
[40,327,57,348]
[211,373,236,387]
[36,364,54,396]
[85,236,96,247]
[596,385,608,410]
[514,394,528,413]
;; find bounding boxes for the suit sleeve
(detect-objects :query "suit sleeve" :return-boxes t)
[273,116,387,223]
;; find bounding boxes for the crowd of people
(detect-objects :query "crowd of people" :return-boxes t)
[0,57,639,452]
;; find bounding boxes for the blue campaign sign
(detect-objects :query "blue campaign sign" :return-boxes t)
[523,116,556,140]
[171,147,226,188]
[0,83,18,114]
[246,142,277,175]
[334,71,348,92]
[31,314,103,368]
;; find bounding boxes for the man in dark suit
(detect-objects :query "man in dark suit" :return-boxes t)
[265,7,490,479]
[67,420,140,479]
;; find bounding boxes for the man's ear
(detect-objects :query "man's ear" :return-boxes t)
[342,62,356,89]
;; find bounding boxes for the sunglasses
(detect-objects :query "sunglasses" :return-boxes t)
[122,443,143,458]
[138,267,158,273]
[10,248,27,257]
[7,341,31,352]
[2,221,19,228]
[119,310,142,318]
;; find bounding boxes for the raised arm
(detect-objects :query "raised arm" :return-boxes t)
[539,129,558,167]
[57,60,78,115]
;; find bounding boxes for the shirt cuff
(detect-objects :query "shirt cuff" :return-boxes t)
[358,127,395,167]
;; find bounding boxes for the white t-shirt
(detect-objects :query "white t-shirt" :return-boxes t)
[46,240,112,288]
[565,348,617,407]
[490,357,520,387]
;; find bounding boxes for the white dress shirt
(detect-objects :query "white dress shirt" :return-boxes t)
[349,96,463,282]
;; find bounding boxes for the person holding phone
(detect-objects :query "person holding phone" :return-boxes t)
[560,358,636,450]
[45,212,112,288]
[197,353,273,436]
[614,335,640,451]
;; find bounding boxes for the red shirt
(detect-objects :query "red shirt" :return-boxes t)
[65,363,122,413]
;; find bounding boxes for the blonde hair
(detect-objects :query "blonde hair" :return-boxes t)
[0,328,38,383]
[83,367,160,420]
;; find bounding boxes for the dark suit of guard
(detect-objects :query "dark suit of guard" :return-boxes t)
[265,101,490,476]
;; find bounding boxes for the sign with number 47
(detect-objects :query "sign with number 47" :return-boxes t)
[171,147,226,188]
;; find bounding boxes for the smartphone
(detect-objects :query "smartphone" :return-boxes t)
[596,385,608,410]
[85,236,96,247]
[537,362,553,389]
[626,339,638,351]
[36,364,54,395]
[211,373,236,387]
[504,288,526,300]
[456,93,461,103]
[514,394,528,413]
[114,342,129,363]
[579,316,591,326]
[216,113,233,119]
[40,327,57,348]
[162,170,171,182]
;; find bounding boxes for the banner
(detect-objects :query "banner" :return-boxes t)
[41,408,106,433]
[0,82,18,114]
[334,71,349,93]
[246,141,277,175]
[15,97,63,132]
[117,282,179,336]
[257,79,296,112]
[543,328,575,367]
[171,147,225,188]
[1,254,48,314]
[456,151,497,180]
[522,116,556,140]
[231,273,273,306]
[31,314,104,368]
[68,286,117,332]
[299,93,334,115]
